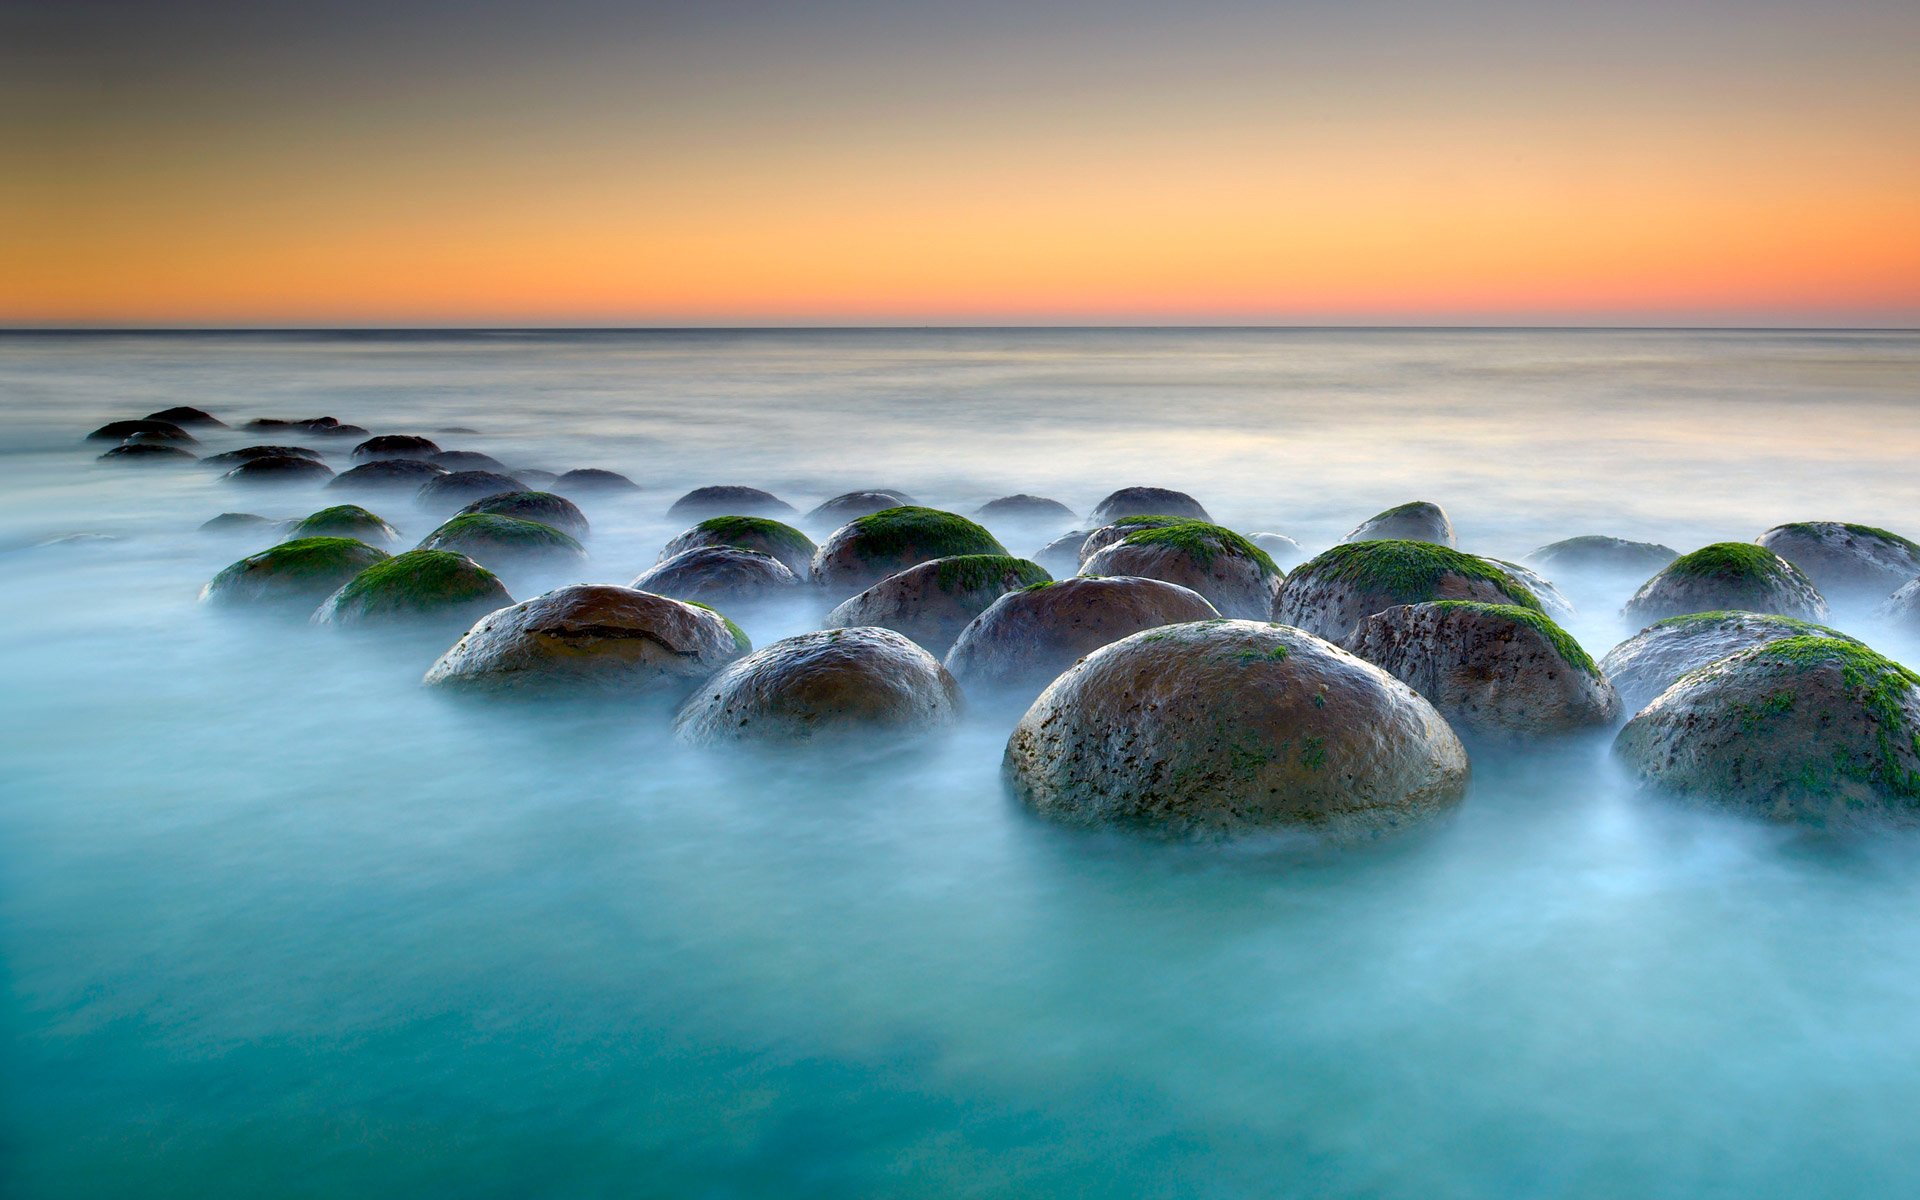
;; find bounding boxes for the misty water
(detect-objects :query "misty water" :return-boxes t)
[6,328,1920,1198]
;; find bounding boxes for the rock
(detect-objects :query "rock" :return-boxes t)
[430,450,511,474]
[351,434,441,461]
[1032,529,1093,578]
[438,426,481,435]
[1274,540,1542,647]
[123,431,189,446]
[668,485,796,519]
[631,546,802,609]
[660,515,816,578]
[307,421,369,439]
[1877,580,1920,630]
[313,549,511,630]
[1004,620,1469,839]
[298,416,339,430]
[85,419,194,444]
[975,495,1076,525]
[811,506,1009,597]
[284,504,399,546]
[514,468,560,488]
[145,406,225,427]
[326,459,448,493]
[944,575,1220,699]
[424,584,747,697]
[417,513,586,572]
[1085,487,1211,527]
[1079,521,1283,620]
[1343,500,1455,547]
[824,555,1050,656]
[1347,601,1617,739]
[1621,543,1827,625]
[1600,611,1862,716]
[1614,636,1920,825]
[804,490,916,529]
[674,627,960,746]
[200,537,390,612]
[1077,515,1198,566]
[199,512,282,536]
[1483,557,1575,622]
[453,490,589,539]
[1756,522,1920,607]
[99,444,195,463]
[553,468,640,495]
[1250,533,1306,571]
[1525,535,1677,576]
[415,470,528,513]
[221,455,336,485]
[203,445,323,467]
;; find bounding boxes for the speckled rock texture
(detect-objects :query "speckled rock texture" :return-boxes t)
[659,516,817,578]
[631,546,802,609]
[824,555,1049,656]
[1599,611,1862,717]
[1274,540,1541,648]
[1342,501,1455,547]
[1079,522,1282,620]
[1755,522,1920,608]
[811,506,1008,598]
[1524,535,1677,576]
[1621,543,1827,625]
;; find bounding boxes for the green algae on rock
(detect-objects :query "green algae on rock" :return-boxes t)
[418,512,587,572]
[1079,520,1282,620]
[200,536,390,612]
[1274,539,1540,647]
[660,515,817,578]
[1621,542,1826,625]
[286,504,400,547]
[811,506,1009,596]
[824,554,1050,656]
[314,549,511,629]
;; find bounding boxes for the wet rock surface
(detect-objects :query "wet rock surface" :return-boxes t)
[1079,521,1282,620]
[811,506,1008,597]
[824,555,1050,656]
[1621,543,1827,625]
[631,546,802,609]
[1085,487,1211,527]
[1275,540,1542,647]
[314,549,512,630]
[1600,610,1861,716]
[660,515,817,578]
[1343,501,1455,547]
[1755,522,1920,607]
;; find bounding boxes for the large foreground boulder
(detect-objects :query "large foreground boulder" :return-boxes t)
[1004,621,1469,839]
[425,585,747,697]
[944,575,1221,699]
[417,513,586,572]
[1274,540,1541,647]
[1621,543,1826,625]
[824,555,1049,656]
[313,549,511,631]
[200,537,390,612]
[1755,522,1920,607]
[631,546,802,609]
[1085,487,1211,527]
[1079,520,1282,619]
[453,490,589,539]
[1343,501,1455,547]
[674,627,961,747]
[811,506,1008,597]
[1525,535,1677,576]
[1614,637,1920,825]
[1599,611,1861,716]
[1348,601,1618,739]
[285,504,399,547]
[667,485,795,520]
[660,515,816,578]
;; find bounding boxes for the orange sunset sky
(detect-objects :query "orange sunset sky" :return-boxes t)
[4,0,1918,326]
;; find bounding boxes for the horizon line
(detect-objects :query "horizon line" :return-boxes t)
[4,323,1918,335]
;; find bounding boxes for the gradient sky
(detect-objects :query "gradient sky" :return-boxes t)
[4,0,1918,326]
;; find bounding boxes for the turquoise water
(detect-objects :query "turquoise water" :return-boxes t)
[5,329,1920,1197]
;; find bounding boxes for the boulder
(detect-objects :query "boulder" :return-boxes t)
[200,537,389,612]
[284,504,399,546]
[659,515,816,578]
[1621,542,1826,625]
[99,444,195,463]
[1755,522,1920,607]
[1347,601,1618,739]
[944,575,1220,699]
[416,513,586,572]
[553,468,640,495]
[1877,580,1920,630]
[1343,500,1455,547]
[667,485,795,520]
[1077,515,1199,566]
[1249,533,1306,571]
[351,434,440,461]
[221,455,336,485]
[1079,521,1283,620]
[975,495,1076,525]
[85,419,194,444]
[430,450,511,474]
[425,585,748,697]
[674,627,960,746]
[1274,540,1542,647]
[824,555,1050,656]
[1004,620,1469,839]
[453,490,589,539]
[327,459,448,493]
[203,445,323,467]
[198,512,282,536]
[145,406,225,427]
[804,490,915,529]
[1482,557,1575,622]
[631,546,802,609]
[1085,487,1211,527]
[1614,636,1920,825]
[812,506,1009,598]
[307,421,369,439]
[1033,529,1093,578]
[514,468,561,488]
[1600,611,1862,716]
[415,470,528,513]
[314,549,511,630]
[1524,535,1677,576]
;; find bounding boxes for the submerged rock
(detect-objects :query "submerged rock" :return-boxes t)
[85,419,194,444]
[674,627,960,747]
[1755,521,1920,607]
[203,445,323,467]
[222,455,336,485]
[1032,529,1093,578]
[1348,601,1617,739]
[1600,611,1862,716]
[804,490,916,529]
[1525,535,1677,576]
[415,470,528,513]
[351,434,441,461]
[824,555,1050,656]
[1085,487,1211,527]
[1079,521,1283,620]
[146,406,225,427]
[453,490,589,539]
[417,513,586,571]
[943,575,1220,699]
[314,549,511,630]
[975,495,1076,525]
[1482,557,1575,622]
[513,468,560,489]
[284,504,399,546]
[553,468,640,495]
[200,537,389,612]
[1249,533,1307,571]
[1877,580,1920,630]
[99,444,195,463]
[660,515,817,578]
[811,506,1008,597]
[631,546,802,609]
[1343,500,1455,548]
[1614,637,1920,825]
[1621,543,1826,625]
[199,512,282,536]
[425,584,748,697]
[430,450,511,474]
[327,459,448,493]
[1004,620,1469,839]
[667,485,795,520]
[1274,540,1541,647]
[1077,515,1197,566]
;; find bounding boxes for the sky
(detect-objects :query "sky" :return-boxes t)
[3,0,1918,327]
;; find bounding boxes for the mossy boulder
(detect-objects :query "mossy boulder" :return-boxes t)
[975,495,1076,525]
[203,445,323,467]
[285,504,399,547]
[553,468,639,495]
[453,490,589,539]
[1004,620,1469,839]
[351,434,440,461]
[1343,500,1454,547]
[425,584,746,697]
[1032,529,1093,578]
[1085,487,1211,527]
[417,513,586,572]
[1600,611,1862,716]
[1756,522,1920,607]
[1274,540,1541,647]
[1079,520,1282,620]
[674,627,961,747]
[1614,637,1920,825]
[1077,515,1198,566]
[313,549,511,630]
[415,470,528,513]
[86,419,194,444]
[1250,533,1306,571]
[1483,557,1575,621]
[1525,535,1677,576]
[631,546,802,609]
[430,450,510,474]
[660,515,816,578]
[99,444,195,463]
[811,506,1009,597]
[222,455,336,485]
[146,406,225,427]
[824,555,1050,656]
[1621,542,1826,625]
[667,485,795,520]
[200,537,390,612]
[1348,602,1617,739]
[943,575,1221,700]
[327,458,448,493]
[804,490,916,529]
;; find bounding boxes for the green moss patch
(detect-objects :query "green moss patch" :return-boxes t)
[220,537,386,583]
[1665,542,1790,583]
[289,504,395,542]
[421,513,584,554]
[1649,610,1856,641]
[930,555,1050,593]
[1119,520,1281,577]
[1424,600,1598,676]
[684,600,752,652]
[1730,637,1920,799]
[845,506,1006,560]
[327,549,506,616]
[1774,522,1920,554]
[694,515,815,563]
[1302,540,1540,610]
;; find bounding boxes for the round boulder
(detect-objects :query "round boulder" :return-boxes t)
[222,455,335,485]
[351,435,440,461]
[453,490,589,539]
[631,546,802,609]
[203,445,323,467]
[811,506,1008,597]
[1086,487,1211,527]
[327,459,448,493]
[660,515,816,578]
[674,627,960,747]
[1004,620,1469,839]
[430,450,510,474]
[1343,500,1455,547]
[199,512,282,536]
[1525,535,1677,576]
[1275,540,1542,647]
[285,504,399,546]
[1482,557,1575,622]
[1079,521,1283,620]
[804,490,916,529]
[417,513,586,572]
[314,549,511,631]
[1621,542,1827,626]
[824,555,1050,656]
[553,468,640,495]
[1032,529,1093,578]
[86,419,194,444]
[426,585,748,697]
[415,470,528,514]
[1077,515,1198,566]
[99,444,195,463]
[1347,601,1618,739]
[976,495,1076,525]
[1614,636,1920,825]
[200,537,390,612]
[1250,533,1306,571]
[667,485,795,520]
[1600,610,1861,716]
[146,406,225,427]
[1756,522,1920,607]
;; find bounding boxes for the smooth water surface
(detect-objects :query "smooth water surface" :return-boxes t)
[4,329,1920,1198]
